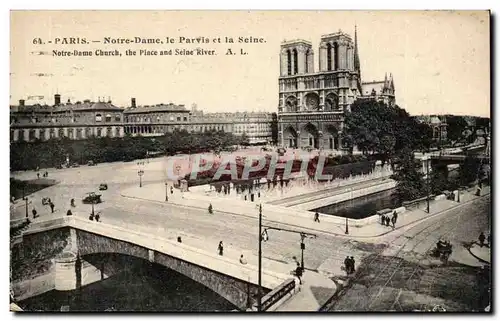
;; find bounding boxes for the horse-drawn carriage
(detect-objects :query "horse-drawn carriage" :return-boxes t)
[431,240,453,262]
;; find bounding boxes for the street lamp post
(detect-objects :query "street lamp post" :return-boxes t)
[425,156,430,213]
[165,182,169,202]
[22,186,28,219]
[138,170,144,188]
[257,204,263,312]
[91,201,95,216]
[25,197,28,219]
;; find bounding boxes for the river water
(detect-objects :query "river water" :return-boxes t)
[19,255,236,312]
[312,188,401,219]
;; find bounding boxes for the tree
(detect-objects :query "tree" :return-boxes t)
[344,99,433,160]
[239,132,250,146]
[391,147,426,202]
[446,115,469,145]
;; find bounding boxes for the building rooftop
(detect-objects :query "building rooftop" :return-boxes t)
[10,101,123,113]
[124,104,188,113]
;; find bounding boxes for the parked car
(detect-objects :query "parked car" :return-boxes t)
[99,183,108,191]
[87,161,96,166]
[82,192,102,204]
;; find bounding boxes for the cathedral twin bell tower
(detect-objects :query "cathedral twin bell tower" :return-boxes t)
[277,28,362,151]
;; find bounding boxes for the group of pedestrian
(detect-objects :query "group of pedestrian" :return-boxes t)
[381,211,398,229]
[37,171,49,179]
[89,212,101,222]
[478,232,491,248]
[344,256,356,275]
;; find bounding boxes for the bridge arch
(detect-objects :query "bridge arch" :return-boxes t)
[75,229,264,310]
[78,252,239,311]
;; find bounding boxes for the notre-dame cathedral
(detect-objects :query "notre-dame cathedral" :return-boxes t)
[277,27,395,150]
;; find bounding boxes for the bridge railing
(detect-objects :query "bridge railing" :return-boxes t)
[259,278,296,311]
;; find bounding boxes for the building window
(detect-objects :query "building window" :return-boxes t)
[10,130,14,141]
[76,129,82,139]
[58,128,65,138]
[105,114,112,122]
[115,115,121,122]
[107,127,112,137]
[287,49,292,75]
[68,129,74,139]
[183,117,187,121]
[86,128,93,137]
[95,114,102,122]
[50,129,55,139]
[39,129,45,141]
[97,128,102,137]
[20,130,26,141]
[177,117,181,121]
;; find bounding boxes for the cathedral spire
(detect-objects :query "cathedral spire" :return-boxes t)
[390,73,395,91]
[354,25,361,75]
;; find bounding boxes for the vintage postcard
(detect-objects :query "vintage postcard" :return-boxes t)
[9,10,491,312]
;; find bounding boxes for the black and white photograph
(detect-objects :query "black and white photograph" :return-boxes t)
[8,10,491,312]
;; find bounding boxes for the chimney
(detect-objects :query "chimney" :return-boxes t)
[19,99,25,106]
[54,94,61,106]
[131,98,136,108]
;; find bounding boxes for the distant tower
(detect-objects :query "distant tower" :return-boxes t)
[54,94,61,106]
[279,40,314,76]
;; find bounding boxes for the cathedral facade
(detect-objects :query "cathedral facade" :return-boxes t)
[277,28,395,150]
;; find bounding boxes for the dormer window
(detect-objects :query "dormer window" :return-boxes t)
[105,114,112,122]
[95,114,102,122]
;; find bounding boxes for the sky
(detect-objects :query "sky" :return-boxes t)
[10,10,490,117]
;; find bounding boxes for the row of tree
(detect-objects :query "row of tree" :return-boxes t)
[163,129,249,155]
[10,130,249,171]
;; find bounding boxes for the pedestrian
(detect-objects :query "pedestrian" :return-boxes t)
[393,210,398,221]
[208,203,213,214]
[170,186,174,194]
[66,209,72,216]
[239,255,247,265]
[177,236,182,243]
[218,241,224,256]
[350,256,356,273]
[37,173,40,179]
[70,198,75,207]
[476,185,482,196]
[381,215,386,225]
[32,208,37,219]
[95,213,100,222]
[391,215,397,229]
[479,232,486,247]
[89,214,94,221]
[344,256,351,274]
[314,212,320,223]
[49,202,55,213]
[295,262,303,285]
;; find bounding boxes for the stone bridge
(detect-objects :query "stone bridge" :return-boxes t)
[11,217,291,310]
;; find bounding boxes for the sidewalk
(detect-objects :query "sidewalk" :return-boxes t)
[469,243,491,264]
[275,271,337,311]
[121,183,490,240]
